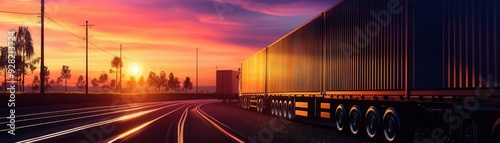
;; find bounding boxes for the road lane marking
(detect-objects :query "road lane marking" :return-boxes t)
[0,102,164,125]
[1,102,176,132]
[104,104,188,143]
[195,104,245,143]
[15,102,186,143]
[0,102,162,120]
[177,105,192,143]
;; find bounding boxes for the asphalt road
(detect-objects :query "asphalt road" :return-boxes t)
[0,99,369,143]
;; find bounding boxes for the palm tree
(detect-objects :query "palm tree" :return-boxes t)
[0,46,8,92]
[111,57,122,91]
[14,27,35,92]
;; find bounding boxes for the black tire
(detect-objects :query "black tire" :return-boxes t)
[491,118,500,143]
[349,105,362,135]
[365,106,380,139]
[271,100,276,116]
[256,99,261,113]
[335,104,347,132]
[282,100,288,118]
[278,100,283,118]
[383,107,400,143]
[287,100,295,119]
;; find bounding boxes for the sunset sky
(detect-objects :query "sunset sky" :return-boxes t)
[0,0,336,87]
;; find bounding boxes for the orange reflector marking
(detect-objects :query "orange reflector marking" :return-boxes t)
[320,112,330,119]
[295,110,308,117]
[320,103,330,109]
[295,102,308,108]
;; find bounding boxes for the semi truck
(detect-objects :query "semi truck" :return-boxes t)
[239,0,500,142]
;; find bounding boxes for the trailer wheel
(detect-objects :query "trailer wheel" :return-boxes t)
[282,100,289,118]
[349,105,362,135]
[261,99,265,113]
[287,100,295,119]
[278,100,283,117]
[491,118,500,143]
[383,107,400,143]
[335,104,346,132]
[460,118,477,143]
[274,100,280,117]
[256,99,261,113]
[241,98,245,108]
[276,100,280,117]
[246,98,250,109]
[271,100,276,116]
[243,98,247,109]
[365,106,380,139]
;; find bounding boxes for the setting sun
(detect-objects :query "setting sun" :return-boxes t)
[128,63,142,77]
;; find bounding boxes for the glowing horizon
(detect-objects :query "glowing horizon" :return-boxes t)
[0,0,336,87]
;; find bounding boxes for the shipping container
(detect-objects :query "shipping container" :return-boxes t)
[325,0,406,91]
[216,70,238,95]
[267,14,323,94]
[239,0,500,142]
[241,48,266,94]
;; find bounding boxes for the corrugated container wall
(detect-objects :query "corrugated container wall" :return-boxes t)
[411,0,500,90]
[216,70,239,95]
[325,0,407,91]
[267,15,323,93]
[241,49,267,94]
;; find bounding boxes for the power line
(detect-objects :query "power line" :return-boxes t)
[46,17,115,58]
[45,16,84,40]
[88,41,118,57]
[44,15,141,62]
[0,10,39,15]
[92,30,120,45]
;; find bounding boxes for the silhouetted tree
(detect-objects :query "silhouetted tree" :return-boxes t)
[183,77,193,93]
[159,71,168,92]
[14,26,35,92]
[99,73,108,92]
[56,77,63,86]
[111,57,122,91]
[174,77,180,93]
[110,79,116,90]
[146,71,157,91]
[76,75,86,91]
[0,46,8,92]
[91,78,99,92]
[60,65,71,92]
[109,69,115,91]
[49,79,55,91]
[43,66,51,92]
[31,75,40,92]
[167,73,176,92]
[127,76,136,91]
[138,75,145,87]
[25,57,41,91]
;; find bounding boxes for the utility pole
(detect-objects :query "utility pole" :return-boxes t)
[120,44,122,93]
[40,0,45,94]
[80,21,93,95]
[196,48,198,94]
